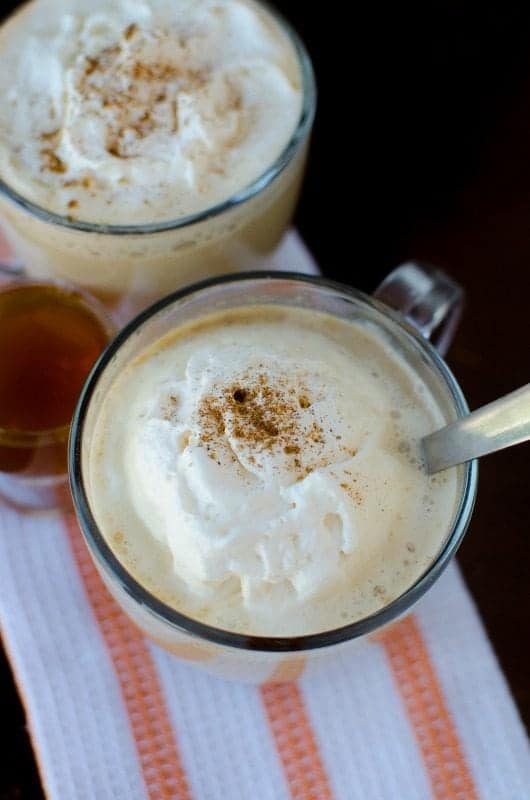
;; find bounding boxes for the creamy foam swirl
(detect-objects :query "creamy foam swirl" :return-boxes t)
[85,309,459,637]
[0,0,302,223]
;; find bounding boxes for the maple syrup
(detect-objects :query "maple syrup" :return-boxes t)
[0,281,113,508]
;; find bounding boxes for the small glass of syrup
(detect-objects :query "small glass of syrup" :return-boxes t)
[0,281,114,510]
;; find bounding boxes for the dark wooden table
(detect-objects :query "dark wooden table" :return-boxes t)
[1,2,529,798]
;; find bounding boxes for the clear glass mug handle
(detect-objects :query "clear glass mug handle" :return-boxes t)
[373,261,464,356]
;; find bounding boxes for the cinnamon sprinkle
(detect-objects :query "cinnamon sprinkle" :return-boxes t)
[39,129,60,142]
[40,148,66,174]
[124,23,138,41]
[73,35,208,160]
[195,374,338,480]
[198,377,297,452]
[340,481,363,505]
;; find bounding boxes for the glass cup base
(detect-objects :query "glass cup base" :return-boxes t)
[0,470,71,513]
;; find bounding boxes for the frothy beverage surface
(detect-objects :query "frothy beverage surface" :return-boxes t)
[0,0,302,224]
[87,307,459,637]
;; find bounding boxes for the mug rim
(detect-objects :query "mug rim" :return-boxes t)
[69,271,478,653]
[0,1,316,237]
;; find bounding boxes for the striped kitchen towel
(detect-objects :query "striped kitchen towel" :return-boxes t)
[0,232,529,799]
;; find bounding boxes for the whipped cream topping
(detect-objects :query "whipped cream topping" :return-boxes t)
[89,308,459,636]
[127,346,386,607]
[0,0,302,224]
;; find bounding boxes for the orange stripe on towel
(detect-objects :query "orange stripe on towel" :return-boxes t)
[380,615,478,800]
[260,682,334,800]
[63,512,192,800]
[267,657,307,684]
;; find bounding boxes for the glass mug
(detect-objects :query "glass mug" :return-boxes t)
[70,268,477,683]
[0,279,115,511]
[0,3,315,324]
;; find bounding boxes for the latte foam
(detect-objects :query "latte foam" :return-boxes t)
[0,0,302,224]
[86,307,459,636]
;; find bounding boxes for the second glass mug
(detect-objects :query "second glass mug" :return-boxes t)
[0,2,315,323]
[70,267,477,683]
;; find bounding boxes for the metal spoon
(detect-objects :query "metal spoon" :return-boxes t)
[422,384,530,474]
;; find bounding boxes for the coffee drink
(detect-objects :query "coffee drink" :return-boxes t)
[0,0,312,316]
[0,0,302,224]
[85,306,459,637]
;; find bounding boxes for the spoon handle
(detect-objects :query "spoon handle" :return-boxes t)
[422,383,530,473]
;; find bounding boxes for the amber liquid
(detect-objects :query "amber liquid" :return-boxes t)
[0,283,111,476]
